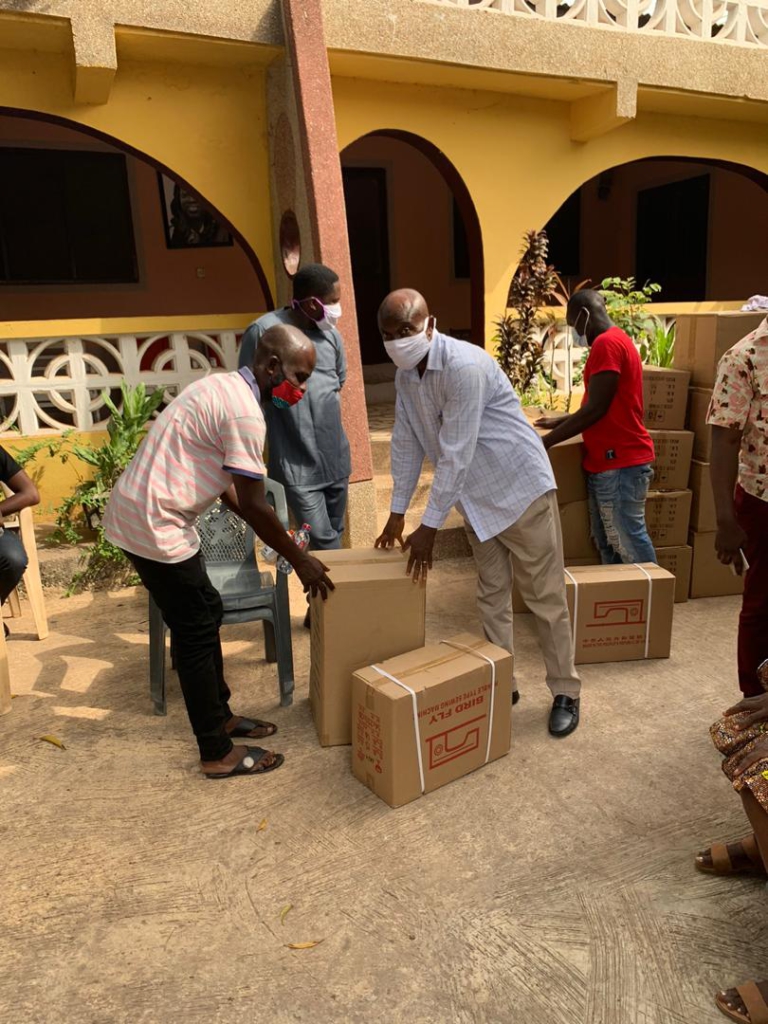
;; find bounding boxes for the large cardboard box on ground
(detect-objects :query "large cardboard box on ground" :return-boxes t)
[687,387,713,462]
[689,531,745,599]
[352,633,513,808]
[645,490,692,548]
[642,366,691,430]
[559,500,599,561]
[320,548,406,567]
[310,555,426,746]
[689,460,717,532]
[513,556,599,614]
[648,430,694,490]
[564,564,675,664]
[674,312,764,388]
[654,545,693,604]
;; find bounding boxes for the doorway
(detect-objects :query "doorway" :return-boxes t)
[342,167,391,365]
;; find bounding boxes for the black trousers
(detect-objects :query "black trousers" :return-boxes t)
[0,529,28,604]
[127,550,234,761]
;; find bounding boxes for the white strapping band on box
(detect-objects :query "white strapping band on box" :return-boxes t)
[371,640,497,795]
[563,563,654,660]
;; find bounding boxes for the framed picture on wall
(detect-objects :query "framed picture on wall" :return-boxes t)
[157,173,233,249]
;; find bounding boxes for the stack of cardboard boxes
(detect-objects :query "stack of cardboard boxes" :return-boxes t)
[642,366,695,603]
[674,312,763,598]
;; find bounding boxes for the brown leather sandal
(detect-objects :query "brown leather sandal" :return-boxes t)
[696,834,765,875]
[716,981,768,1023]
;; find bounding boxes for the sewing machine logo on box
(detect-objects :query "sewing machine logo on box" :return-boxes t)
[587,599,646,628]
[427,715,485,770]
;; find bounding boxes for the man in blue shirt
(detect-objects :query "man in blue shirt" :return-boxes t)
[375,289,582,737]
[239,265,351,569]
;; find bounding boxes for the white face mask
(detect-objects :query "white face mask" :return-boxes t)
[571,308,590,348]
[384,318,435,370]
[319,302,342,330]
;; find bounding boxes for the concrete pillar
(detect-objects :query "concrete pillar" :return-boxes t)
[274,0,377,546]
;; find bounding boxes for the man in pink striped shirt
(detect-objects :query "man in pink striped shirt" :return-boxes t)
[104,325,333,780]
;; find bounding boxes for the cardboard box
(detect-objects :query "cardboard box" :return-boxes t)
[689,531,745,599]
[548,435,587,505]
[524,409,587,505]
[654,545,692,604]
[559,500,599,561]
[642,366,691,430]
[689,460,717,533]
[687,387,713,462]
[310,559,426,746]
[320,548,407,567]
[564,563,675,664]
[645,489,692,548]
[648,430,694,490]
[513,557,599,614]
[674,312,764,387]
[352,633,513,808]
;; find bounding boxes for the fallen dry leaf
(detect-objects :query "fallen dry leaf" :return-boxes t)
[279,904,293,926]
[286,940,323,950]
[39,735,66,750]
[257,819,268,832]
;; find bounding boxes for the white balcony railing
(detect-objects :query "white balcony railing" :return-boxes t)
[432,0,768,47]
[0,330,241,437]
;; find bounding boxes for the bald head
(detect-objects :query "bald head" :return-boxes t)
[252,323,316,401]
[566,289,613,342]
[378,289,429,330]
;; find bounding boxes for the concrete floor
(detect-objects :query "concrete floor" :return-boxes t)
[0,561,761,1024]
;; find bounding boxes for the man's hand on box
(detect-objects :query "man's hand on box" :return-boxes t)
[403,524,437,586]
[295,554,334,601]
[374,513,405,551]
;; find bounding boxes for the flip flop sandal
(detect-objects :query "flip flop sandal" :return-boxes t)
[716,981,768,1023]
[229,717,278,739]
[205,746,285,780]
[697,835,765,875]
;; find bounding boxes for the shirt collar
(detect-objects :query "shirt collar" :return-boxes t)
[238,365,261,401]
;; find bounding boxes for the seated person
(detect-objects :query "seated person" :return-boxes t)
[696,667,768,1023]
[0,446,40,633]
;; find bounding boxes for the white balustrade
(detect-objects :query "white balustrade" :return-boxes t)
[0,330,241,437]
[430,0,768,46]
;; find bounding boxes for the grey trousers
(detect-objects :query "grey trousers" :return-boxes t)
[464,490,581,698]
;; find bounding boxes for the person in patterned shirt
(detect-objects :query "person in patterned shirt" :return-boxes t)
[707,316,768,698]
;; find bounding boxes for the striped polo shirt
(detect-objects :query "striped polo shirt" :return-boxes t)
[103,369,266,563]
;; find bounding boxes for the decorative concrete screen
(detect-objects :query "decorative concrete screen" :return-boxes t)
[433,0,768,47]
[0,331,241,436]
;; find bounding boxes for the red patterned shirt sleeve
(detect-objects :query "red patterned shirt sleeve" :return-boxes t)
[707,347,754,431]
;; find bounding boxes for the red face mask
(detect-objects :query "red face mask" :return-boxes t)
[271,377,304,409]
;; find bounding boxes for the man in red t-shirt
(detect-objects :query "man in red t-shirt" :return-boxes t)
[536,289,656,564]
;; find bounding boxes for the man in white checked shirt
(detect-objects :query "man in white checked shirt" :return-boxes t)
[375,289,582,737]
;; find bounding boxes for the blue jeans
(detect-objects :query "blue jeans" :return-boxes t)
[586,464,657,565]
[0,528,28,604]
[285,478,349,551]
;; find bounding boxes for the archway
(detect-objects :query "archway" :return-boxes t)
[539,156,768,303]
[340,129,484,367]
[0,107,273,318]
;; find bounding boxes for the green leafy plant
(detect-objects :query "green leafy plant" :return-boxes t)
[495,230,558,394]
[599,276,661,344]
[55,382,165,592]
[640,318,676,367]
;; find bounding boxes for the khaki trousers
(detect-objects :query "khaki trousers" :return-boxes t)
[464,490,581,698]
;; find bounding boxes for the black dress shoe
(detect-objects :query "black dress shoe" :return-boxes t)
[549,695,580,738]
[512,690,520,706]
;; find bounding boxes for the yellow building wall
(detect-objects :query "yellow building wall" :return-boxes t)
[0,45,277,303]
[332,75,768,344]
